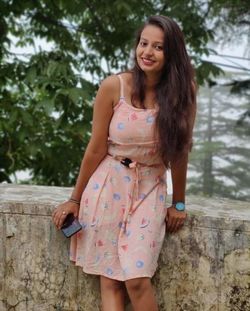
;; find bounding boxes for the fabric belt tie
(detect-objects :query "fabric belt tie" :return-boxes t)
[128,160,140,201]
[107,154,161,234]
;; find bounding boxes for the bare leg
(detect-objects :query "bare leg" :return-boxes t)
[125,277,158,311]
[100,276,126,311]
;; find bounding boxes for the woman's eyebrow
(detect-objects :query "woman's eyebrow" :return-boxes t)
[140,37,163,44]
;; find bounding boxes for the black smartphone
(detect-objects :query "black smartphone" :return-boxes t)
[61,213,82,238]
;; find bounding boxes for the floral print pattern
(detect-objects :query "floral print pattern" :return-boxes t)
[70,75,167,281]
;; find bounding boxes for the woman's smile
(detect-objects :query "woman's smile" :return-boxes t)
[136,24,165,77]
[141,57,155,66]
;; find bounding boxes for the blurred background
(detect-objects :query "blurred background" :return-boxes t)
[0,0,249,201]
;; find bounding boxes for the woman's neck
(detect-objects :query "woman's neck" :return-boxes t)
[144,73,160,90]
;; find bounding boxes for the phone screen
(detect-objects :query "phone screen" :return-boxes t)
[61,214,82,238]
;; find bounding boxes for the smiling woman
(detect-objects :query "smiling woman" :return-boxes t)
[136,25,165,76]
[52,15,196,311]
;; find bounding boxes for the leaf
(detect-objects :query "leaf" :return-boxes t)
[26,66,37,84]
[1,0,249,191]
[20,110,33,126]
[39,98,55,115]
[46,61,58,78]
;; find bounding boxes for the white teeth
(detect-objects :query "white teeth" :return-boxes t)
[142,58,154,63]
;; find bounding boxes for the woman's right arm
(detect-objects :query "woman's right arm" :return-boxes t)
[52,75,119,229]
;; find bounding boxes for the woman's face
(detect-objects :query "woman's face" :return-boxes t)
[136,24,165,77]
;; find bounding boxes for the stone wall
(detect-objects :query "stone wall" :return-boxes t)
[0,184,249,311]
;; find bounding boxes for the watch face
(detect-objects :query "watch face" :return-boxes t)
[175,202,185,211]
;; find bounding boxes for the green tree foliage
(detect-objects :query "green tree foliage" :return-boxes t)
[187,0,250,201]
[209,0,250,42]
[1,0,221,186]
[1,0,250,194]
[207,0,250,124]
[188,73,250,201]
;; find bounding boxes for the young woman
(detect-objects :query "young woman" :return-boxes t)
[52,15,196,311]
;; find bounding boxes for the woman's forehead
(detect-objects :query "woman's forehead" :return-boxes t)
[140,25,164,43]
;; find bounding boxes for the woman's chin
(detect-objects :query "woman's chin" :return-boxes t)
[139,66,161,76]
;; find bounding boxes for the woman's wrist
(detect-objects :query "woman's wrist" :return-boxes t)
[172,202,186,211]
[69,197,80,206]
[172,200,185,205]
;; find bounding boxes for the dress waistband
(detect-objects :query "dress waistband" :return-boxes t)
[107,153,162,199]
[107,153,161,168]
[106,153,163,234]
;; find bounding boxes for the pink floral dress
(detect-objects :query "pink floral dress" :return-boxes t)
[70,75,168,281]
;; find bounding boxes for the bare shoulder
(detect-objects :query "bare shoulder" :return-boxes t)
[190,80,197,109]
[120,71,133,87]
[99,72,134,106]
[97,74,121,108]
[191,80,198,93]
[100,74,119,88]
[119,71,134,99]
[89,75,119,151]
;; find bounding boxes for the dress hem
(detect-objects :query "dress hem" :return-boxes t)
[70,259,155,282]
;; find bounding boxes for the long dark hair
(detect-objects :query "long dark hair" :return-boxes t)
[131,15,196,167]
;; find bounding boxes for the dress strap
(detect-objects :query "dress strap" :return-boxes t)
[117,75,125,99]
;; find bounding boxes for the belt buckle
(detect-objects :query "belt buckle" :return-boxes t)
[120,158,132,167]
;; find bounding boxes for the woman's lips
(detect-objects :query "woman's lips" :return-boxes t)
[141,58,155,66]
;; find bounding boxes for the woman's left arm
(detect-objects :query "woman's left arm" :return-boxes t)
[166,87,197,233]
[166,153,189,233]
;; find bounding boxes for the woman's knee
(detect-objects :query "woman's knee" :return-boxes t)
[100,276,124,292]
[125,277,151,295]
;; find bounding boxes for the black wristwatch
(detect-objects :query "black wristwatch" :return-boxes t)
[173,202,185,211]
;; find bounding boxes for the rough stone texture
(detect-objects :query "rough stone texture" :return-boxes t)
[0,184,249,311]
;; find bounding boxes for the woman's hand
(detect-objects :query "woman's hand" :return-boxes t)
[52,201,79,230]
[165,206,187,233]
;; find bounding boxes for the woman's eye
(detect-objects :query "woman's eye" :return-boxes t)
[155,45,163,51]
[140,41,147,47]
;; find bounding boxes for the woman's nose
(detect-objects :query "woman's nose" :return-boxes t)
[144,45,153,56]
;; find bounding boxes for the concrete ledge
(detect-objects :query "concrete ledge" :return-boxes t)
[0,184,250,310]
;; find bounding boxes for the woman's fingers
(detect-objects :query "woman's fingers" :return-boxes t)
[166,216,176,232]
[57,212,67,229]
[167,219,182,232]
[173,219,184,232]
[52,201,79,230]
[52,203,66,229]
[166,210,187,233]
